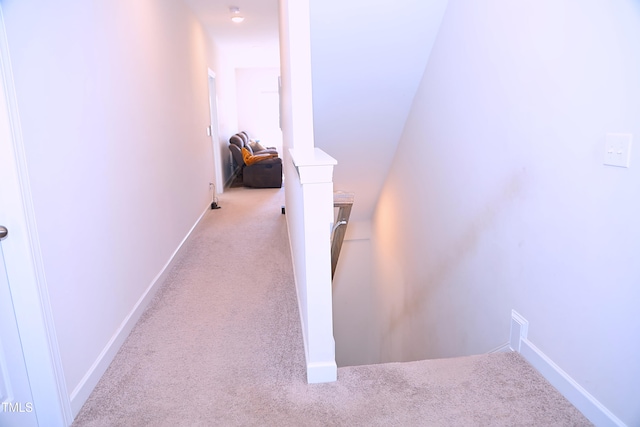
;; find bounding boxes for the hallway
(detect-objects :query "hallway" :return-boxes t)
[71,186,590,426]
[73,187,307,424]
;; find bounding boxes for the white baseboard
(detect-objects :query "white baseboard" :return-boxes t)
[307,361,338,384]
[509,310,528,352]
[509,310,626,427]
[69,205,210,416]
[488,342,511,353]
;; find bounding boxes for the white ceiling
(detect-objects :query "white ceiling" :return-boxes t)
[182,0,279,58]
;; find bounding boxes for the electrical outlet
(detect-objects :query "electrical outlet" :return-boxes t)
[604,133,632,168]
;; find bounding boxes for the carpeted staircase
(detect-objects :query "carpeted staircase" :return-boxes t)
[72,187,591,426]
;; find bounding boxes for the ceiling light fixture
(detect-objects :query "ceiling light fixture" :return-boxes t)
[229,7,244,23]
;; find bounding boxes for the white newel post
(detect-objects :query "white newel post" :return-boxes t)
[290,148,338,383]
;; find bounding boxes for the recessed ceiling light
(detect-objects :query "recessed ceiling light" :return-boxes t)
[230,7,244,23]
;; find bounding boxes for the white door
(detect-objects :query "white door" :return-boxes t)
[0,232,38,427]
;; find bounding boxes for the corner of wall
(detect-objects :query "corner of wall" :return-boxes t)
[508,311,626,427]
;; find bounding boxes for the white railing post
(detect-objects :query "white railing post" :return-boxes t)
[287,148,337,383]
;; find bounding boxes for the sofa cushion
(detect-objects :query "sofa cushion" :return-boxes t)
[229,134,244,149]
[228,143,245,168]
[248,140,266,152]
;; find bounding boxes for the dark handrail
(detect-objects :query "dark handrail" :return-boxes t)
[331,192,354,280]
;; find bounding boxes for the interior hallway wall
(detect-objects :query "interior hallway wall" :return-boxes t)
[236,67,283,155]
[309,0,450,369]
[331,221,379,367]
[2,0,217,413]
[212,45,239,183]
[308,0,450,222]
[370,1,640,425]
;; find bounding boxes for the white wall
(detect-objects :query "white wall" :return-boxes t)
[310,0,450,367]
[212,45,239,183]
[2,0,217,413]
[331,221,379,367]
[280,0,337,383]
[308,0,449,221]
[279,0,312,353]
[371,1,640,425]
[236,67,283,155]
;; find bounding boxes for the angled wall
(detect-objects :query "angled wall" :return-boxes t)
[2,0,217,414]
[308,0,450,222]
[309,0,450,368]
[371,1,640,425]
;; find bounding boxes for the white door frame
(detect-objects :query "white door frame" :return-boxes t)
[0,245,38,427]
[208,69,224,194]
[0,7,72,426]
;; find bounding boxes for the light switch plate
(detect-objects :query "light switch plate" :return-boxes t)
[604,133,632,168]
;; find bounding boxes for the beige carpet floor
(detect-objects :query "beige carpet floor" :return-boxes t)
[73,187,591,426]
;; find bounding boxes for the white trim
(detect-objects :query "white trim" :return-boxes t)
[69,205,211,416]
[509,309,529,352]
[284,153,337,385]
[289,147,337,184]
[0,7,72,425]
[286,214,337,385]
[509,311,625,427]
[287,224,311,375]
[307,361,338,384]
[488,342,511,354]
[207,68,224,194]
[284,158,312,381]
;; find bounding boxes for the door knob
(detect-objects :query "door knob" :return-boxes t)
[0,225,7,240]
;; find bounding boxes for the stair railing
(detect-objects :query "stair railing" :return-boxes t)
[331,191,354,280]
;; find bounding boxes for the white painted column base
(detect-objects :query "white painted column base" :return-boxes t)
[289,148,338,384]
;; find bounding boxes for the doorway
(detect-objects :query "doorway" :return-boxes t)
[208,70,224,194]
[0,7,71,425]
[0,245,38,427]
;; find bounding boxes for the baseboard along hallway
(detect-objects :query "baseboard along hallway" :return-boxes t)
[72,187,590,426]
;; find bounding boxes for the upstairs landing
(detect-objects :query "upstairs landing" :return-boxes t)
[73,187,589,426]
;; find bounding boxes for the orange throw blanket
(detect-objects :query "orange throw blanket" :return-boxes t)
[242,147,277,166]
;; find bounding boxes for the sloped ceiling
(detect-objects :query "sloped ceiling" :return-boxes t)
[309,0,450,221]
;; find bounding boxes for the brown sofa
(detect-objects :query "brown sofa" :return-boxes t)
[228,132,282,188]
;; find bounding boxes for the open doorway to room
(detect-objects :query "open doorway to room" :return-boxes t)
[182,0,281,190]
[235,67,283,158]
